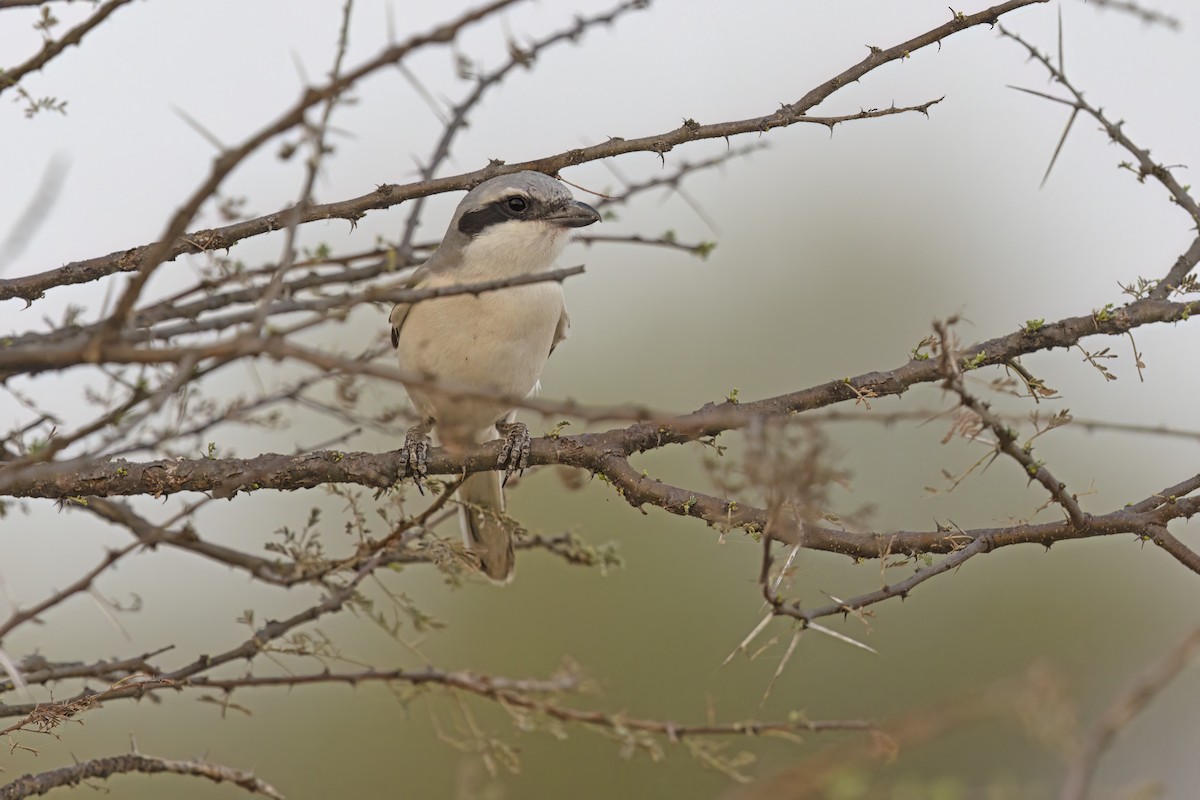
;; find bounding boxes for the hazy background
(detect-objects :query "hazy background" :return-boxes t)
[2,1,1198,797]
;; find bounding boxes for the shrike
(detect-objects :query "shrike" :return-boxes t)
[389,171,601,581]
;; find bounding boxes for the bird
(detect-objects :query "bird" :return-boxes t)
[389,171,601,582]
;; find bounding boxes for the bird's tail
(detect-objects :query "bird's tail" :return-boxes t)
[459,469,514,582]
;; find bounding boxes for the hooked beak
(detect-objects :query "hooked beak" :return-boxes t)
[544,201,601,228]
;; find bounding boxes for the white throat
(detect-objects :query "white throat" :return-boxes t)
[458,220,571,280]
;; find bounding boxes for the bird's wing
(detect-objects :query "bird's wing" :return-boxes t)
[389,267,427,349]
[549,305,570,358]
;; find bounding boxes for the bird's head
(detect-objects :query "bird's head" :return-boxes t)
[436,171,601,278]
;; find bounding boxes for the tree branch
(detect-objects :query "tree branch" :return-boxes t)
[0,753,284,800]
[0,0,137,97]
[0,0,1046,304]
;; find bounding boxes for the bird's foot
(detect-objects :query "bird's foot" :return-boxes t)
[496,421,531,486]
[398,424,431,494]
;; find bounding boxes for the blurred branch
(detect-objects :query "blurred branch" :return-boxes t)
[1083,0,1181,29]
[0,153,69,272]
[0,542,138,642]
[727,663,1076,800]
[186,668,875,740]
[1060,623,1200,800]
[0,753,285,800]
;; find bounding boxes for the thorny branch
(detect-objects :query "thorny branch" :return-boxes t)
[0,753,285,800]
[0,0,1045,304]
[1,0,1197,794]
[395,0,653,257]
[3,296,1192,504]
[0,0,138,98]
[95,0,523,338]
[0,579,873,771]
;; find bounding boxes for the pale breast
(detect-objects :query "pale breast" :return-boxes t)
[396,282,564,435]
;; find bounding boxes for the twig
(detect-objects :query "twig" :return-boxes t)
[395,0,651,256]
[0,753,284,800]
[933,319,1088,529]
[0,543,139,641]
[0,0,137,97]
[0,0,1047,304]
[93,0,522,335]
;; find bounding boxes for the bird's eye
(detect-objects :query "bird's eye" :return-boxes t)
[505,196,528,213]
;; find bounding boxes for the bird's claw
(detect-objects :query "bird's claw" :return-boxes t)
[496,422,531,486]
[399,425,431,494]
